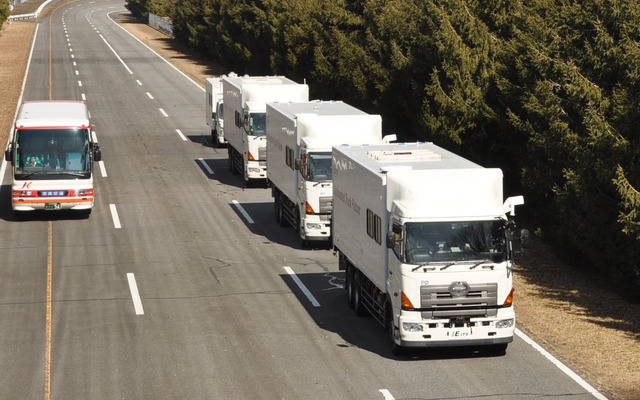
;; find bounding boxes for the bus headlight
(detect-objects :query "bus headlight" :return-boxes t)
[495,318,514,329]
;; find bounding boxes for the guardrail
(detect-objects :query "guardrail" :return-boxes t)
[8,0,55,20]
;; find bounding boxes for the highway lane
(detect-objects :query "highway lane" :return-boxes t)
[0,0,608,398]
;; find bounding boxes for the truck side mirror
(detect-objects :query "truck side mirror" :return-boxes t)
[294,158,301,171]
[386,232,394,248]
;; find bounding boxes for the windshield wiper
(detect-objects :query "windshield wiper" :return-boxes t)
[469,259,495,269]
[411,260,452,272]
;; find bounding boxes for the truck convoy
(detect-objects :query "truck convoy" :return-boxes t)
[266,100,383,244]
[206,73,238,147]
[331,142,524,354]
[222,75,309,184]
[4,100,102,215]
[205,76,226,147]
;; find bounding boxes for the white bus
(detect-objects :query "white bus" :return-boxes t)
[4,101,102,215]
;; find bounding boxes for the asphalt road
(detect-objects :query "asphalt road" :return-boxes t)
[0,0,607,399]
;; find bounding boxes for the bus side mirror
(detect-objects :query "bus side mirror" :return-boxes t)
[93,145,102,162]
[5,145,13,162]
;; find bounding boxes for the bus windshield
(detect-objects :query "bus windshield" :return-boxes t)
[15,128,91,179]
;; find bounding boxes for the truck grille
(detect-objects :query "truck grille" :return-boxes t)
[319,196,332,214]
[258,146,267,161]
[420,283,498,319]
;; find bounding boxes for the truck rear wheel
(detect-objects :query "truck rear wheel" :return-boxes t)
[211,129,218,147]
[346,265,355,309]
[353,271,367,317]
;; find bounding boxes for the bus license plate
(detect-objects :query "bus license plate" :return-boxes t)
[448,327,471,339]
[45,203,61,210]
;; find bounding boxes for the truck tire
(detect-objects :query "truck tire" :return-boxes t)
[346,265,355,309]
[228,147,234,173]
[353,271,367,317]
[386,301,404,356]
[211,129,218,147]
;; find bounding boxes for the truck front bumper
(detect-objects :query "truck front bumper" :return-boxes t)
[396,310,515,348]
[302,216,331,241]
[246,161,267,180]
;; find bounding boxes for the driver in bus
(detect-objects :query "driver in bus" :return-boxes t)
[26,156,41,167]
[45,149,62,169]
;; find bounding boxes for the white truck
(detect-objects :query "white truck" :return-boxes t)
[205,75,228,147]
[222,75,309,184]
[266,100,383,244]
[332,142,525,354]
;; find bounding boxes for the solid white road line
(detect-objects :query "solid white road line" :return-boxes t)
[231,200,254,224]
[515,329,608,399]
[198,158,213,175]
[283,266,320,307]
[99,33,133,74]
[109,204,121,229]
[126,273,144,315]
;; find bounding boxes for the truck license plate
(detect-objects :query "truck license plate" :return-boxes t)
[45,203,61,210]
[448,327,471,339]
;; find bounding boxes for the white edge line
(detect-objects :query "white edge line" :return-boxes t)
[198,158,213,175]
[283,266,320,307]
[98,33,133,74]
[515,329,608,400]
[126,273,144,315]
[109,203,121,229]
[106,10,205,92]
[1,23,39,190]
[231,200,254,224]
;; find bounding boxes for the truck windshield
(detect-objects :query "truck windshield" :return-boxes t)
[308,152,332,181]
[403,220,508,264]
[248,113,266,136]
[15,128,91,179]
[218,103,224,119]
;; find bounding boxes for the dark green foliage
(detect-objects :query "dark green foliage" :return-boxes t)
[142,0,640,301]
[1,0,10,27]
[125,0,151,20]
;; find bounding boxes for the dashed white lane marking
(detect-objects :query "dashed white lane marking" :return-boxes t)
[126,273,144,315]
[109,204,121,229]
[378,389,394,400]
[231,200,254,224]
[283,266,320,307]
[176,129,187,141]
[159,108,168,117]
[197,158,213,175]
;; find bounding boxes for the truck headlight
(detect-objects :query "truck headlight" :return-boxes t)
[402,322,423,332]
[306,223,322,230]
[495,318,514,329]
[248,167,260,173]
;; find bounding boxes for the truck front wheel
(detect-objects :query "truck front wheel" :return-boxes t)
[386,301,403,356]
